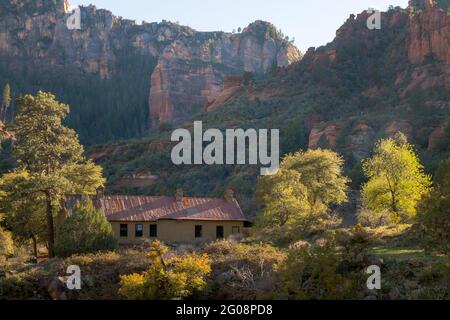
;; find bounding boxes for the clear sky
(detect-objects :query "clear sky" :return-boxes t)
[70,0,409,52]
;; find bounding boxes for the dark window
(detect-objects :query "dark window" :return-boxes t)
[216,226,224,239]
[120,224,128,237]
[195,225,202,238]
[135,224,144,237]
[232,226,241,235]
[150,224,158,238]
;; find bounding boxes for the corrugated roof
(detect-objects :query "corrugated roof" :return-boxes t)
[64,195,247,222]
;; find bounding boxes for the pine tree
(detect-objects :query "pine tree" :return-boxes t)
[12,91,105,258]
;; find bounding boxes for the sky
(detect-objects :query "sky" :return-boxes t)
[70,0,410,52]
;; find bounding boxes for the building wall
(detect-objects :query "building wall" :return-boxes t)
[111,220,246,245]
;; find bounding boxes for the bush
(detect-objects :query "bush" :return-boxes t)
[276,239,364,300]
[119,241,211,300]
[204,240,286,300]
[54,198,117,257]
[357,208,393,228]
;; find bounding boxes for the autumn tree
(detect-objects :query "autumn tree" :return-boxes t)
[11,91,105,258]
[0,171,47,260]
[362,133,431,222]
[282,149,349,214]
[256,169,308,227]
[257,149,349,234]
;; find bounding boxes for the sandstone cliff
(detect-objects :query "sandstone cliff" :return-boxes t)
[0,0,301,128]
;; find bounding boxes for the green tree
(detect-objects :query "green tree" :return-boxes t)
[256,169,308,227]
[0,171,47,260]
[119,241,211,300]
[1,83,11,122]
[416,158,450,252]
[54,198,117,257]
[362,133,431,221]
[282,149,350,215]
[257,149,349,235]
[12,91,105,257]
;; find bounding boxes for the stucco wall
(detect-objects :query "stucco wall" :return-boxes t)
[111,220,245,245]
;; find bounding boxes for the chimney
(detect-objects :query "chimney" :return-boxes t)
[96,186,105,199]
[175,188,184,202]
[224,189,235,202]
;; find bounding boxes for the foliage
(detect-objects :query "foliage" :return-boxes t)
[256,149,349,238]
[256,169,308,227]
[357,208,393,228]
[0,170,47,258]
[282,149,350,213]
[119,241,211,300]
[0,226,14,260]
[54,198,117,257]
[415,158,450,253]
[362,133,431,221]
[11,91,105,257]
[276,240,363,300]
[204,240,286,300]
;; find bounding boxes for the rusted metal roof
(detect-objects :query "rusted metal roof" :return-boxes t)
[65,195,247,222]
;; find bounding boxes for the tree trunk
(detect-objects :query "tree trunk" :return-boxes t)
[46,192,55,258]
[31,236,38,263]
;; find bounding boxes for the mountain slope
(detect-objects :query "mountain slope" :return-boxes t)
[0,0,300,144]
[87,1,449,218]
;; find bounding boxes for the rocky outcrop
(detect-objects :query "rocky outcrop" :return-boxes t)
[385,120,414,140]
[308,123,341,149]
[349,122,375,161]
[206,76,243,112]
[149,21,302,126]
[0,1,301,127]
[407,0,450,64]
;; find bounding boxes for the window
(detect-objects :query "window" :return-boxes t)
[150,224,157,238]
[195,225,202,238]
[216,226,224,239]
[232,226,241,235]
[120,224,128,237]
[135,224,144,237]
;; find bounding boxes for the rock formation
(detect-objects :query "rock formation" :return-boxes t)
[0,0,301,128]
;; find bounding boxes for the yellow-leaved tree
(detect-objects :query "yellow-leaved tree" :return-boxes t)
[256,149,349,239]
[362,132,431,222]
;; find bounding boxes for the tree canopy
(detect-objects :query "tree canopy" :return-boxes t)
[257,149,349,237]
[362,133,431,221]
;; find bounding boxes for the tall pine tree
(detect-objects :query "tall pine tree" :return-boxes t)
[12,91,105,258]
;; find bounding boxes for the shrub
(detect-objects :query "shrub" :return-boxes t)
[54,198,117,257]
[357,208,393,228]
[204,240,286,300]
[276,240,364,300]
[119,241,211,300]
